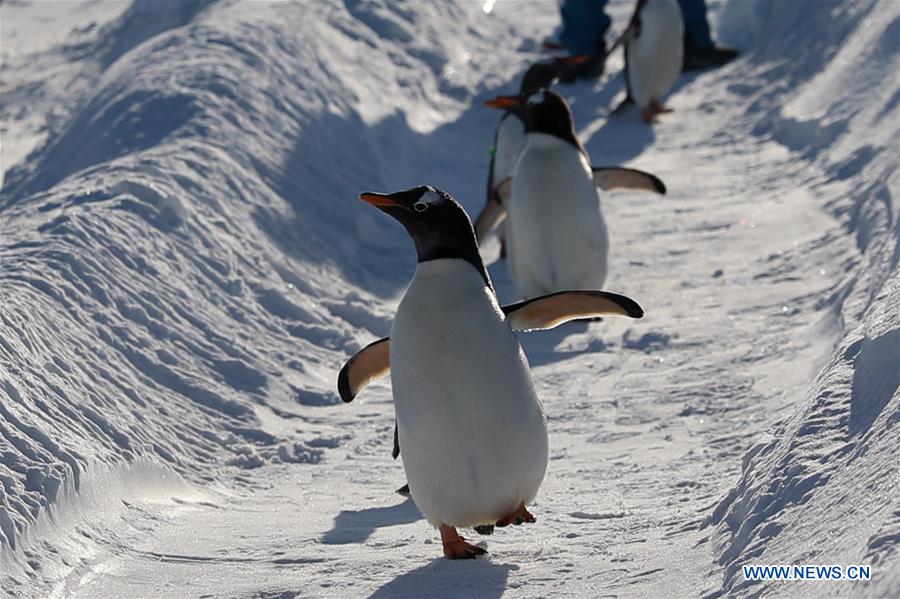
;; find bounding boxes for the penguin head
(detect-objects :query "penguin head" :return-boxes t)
[359,186,490,283]
[527,89,576,138]
[484,88,581,151]
[518,62,559,96]
[488,56,591,119]
[520,55,591,96]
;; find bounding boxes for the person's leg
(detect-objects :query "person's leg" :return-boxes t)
[677,0,739,71]
[559,0,610,57]
[678,0,714,49]
[557,0,610,82]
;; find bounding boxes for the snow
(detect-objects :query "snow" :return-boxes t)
[1,0,897,597]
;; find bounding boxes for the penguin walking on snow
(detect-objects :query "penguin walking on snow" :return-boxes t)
[339,186,644,559]
[625,0,684,123]
[476,56,590,253]
[484,89,666,299]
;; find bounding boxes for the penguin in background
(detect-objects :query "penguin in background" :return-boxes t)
[484,89,666,300]
[475,55,590,253]
[339,186,644,558]
[624,0,684,123]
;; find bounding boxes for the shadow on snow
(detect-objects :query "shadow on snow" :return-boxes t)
[321,497,422,545]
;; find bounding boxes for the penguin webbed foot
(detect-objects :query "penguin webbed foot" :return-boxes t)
[440,524,488,559]
[474,524,495,536]
[643,100,672,123]
[495,503,536,527]
[650,99,673,114]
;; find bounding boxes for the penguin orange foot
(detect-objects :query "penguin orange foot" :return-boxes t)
[440,524,487,559]
[641,105,657,123]
[496,503,536,527]
[650,99,673,114]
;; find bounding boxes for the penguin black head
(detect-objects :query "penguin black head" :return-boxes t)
[485,89,583,152]
[488,56,591,120]
[519,62,559,96]
[520,55,591,96]
[527,89,577,140]
[360,186,492,287]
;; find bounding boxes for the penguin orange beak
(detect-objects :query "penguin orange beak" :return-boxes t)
[360,192,403,208]
[484,96,521,110]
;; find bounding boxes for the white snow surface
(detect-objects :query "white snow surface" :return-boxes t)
[1,0,897,597]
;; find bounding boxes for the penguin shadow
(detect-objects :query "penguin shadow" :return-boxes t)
[517,322,610,368]
[575,65,713,165]
[584,66,713,165]
[561,69,627,124]
[582,103,656,165]
[369,559,517,599]
[555,68,657,165]
[321,497,423,545]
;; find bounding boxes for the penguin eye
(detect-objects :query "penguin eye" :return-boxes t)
[413,201,428,213]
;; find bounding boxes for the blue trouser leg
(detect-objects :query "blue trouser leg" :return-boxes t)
[559,0,611,56]
[678,0,714,48]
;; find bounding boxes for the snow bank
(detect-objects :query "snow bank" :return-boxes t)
[708,1,900,594]
[0,0,528,563]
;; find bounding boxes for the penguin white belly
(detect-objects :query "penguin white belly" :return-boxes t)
[626,0,684,107]
[493,115,526,188]
[391,260,548,528]
[507,134,609,299]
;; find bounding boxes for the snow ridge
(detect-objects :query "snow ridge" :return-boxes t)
[707,1,900,595]
[0,0,528,571]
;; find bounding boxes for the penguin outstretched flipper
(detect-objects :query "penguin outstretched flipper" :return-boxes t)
[339,290,643,402]
[592,167,666,195]
[337,337,390,402]
[503,290,643,332]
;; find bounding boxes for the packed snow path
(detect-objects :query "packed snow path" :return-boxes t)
[1,1,897,597]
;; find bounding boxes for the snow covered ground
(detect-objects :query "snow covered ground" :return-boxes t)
[1,0,897,597]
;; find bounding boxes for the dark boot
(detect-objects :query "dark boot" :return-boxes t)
[682,36,738,71]
[557,50,606,83]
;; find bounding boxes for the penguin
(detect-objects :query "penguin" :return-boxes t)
[476,56,590,250]
[484,89,666,300]
[624,0,684,123]
[340,185,644,558]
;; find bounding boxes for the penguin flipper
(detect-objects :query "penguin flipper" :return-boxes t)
[473,196,507,241]
[592,167,666,195]
[392,420,400,459]
[503,290,644,332]
[337,337,390,402]
[495,176,513,203]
